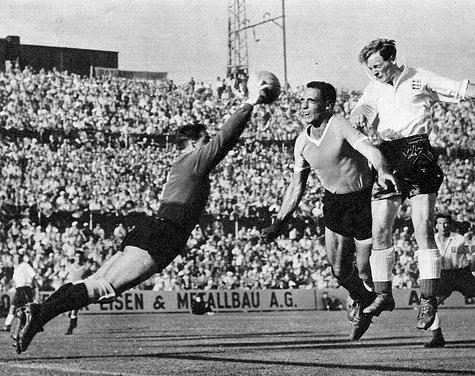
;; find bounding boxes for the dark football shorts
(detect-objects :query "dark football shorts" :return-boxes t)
[372,134,444,201]
[12,286,34,307]
[438,266,475,302]
[120,217,187,270]
[322,188,372,241]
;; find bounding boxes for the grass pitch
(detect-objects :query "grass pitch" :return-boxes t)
[0,308,473,376]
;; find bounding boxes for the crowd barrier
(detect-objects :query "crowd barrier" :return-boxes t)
[1,125,474,158]
[0,202,274,236]
[0,289,473,316]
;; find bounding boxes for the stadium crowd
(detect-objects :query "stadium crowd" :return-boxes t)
[0,66,473,293]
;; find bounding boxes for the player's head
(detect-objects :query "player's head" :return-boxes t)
[176,123,210,150]
[74,250,85,264]
[13,253,22,264]
[358,39,398,83]
[434,213,451,236]
[301,81,336,126]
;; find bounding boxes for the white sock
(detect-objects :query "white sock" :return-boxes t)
[370,247,395,282]
[416,249,441,279]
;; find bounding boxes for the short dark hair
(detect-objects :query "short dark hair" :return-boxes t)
[434,213,452,226]
[358,38,397,64]
[176,123,207,148]
[75,250,85,261]
[305,81,337,106]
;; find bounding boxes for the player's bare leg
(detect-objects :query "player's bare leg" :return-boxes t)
[36,251,125,318]
[346,237,374,320]
[363,196,400,316]
[347,238,377,340]
[410,193,440,330]
[15,246,159,353]
[355,238,373,292]
[93,251,125,278]
[61,251,126,337]
[325,229,374,306]
[325,228,375,340]
[97,246,160,294]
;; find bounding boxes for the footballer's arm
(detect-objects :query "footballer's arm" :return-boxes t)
[275,166,310,227]
[194,103,254,174]
[261,141,310,242]
[195,78,268,174]
[340,118,398,191]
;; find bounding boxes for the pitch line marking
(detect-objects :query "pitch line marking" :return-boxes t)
[0,361,150,376]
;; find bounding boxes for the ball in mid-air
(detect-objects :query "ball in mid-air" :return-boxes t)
[256,71,281,103]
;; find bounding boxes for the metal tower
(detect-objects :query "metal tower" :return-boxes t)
[227,0,249,76]
[227,0,288,89]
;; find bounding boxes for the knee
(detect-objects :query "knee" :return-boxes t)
[372,226,392,248]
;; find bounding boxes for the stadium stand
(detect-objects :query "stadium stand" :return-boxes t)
[0,65,473,292]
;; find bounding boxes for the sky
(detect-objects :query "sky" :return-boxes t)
[1,0,474,90]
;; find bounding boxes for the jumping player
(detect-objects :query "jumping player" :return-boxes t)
[261,81,398,340]
[12,73,275,354]
[350,38,475,329]
[423,214,475,347]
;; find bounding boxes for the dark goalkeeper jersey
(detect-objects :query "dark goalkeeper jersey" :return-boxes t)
[156,103,253,237]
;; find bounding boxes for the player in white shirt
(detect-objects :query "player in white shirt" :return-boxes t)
[350,38,475,330]
[423,214,475,347]
[2,254,38,332]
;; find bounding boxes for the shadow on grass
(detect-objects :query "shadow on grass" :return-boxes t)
[131,334,424,349]
[3,339,475,375]
[91,329,326,339]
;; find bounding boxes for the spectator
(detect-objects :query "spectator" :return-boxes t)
[0,66,472,293]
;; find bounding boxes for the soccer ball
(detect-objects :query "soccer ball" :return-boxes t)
[256,71,281,103]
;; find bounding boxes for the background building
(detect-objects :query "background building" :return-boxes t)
[0,35,167,80]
